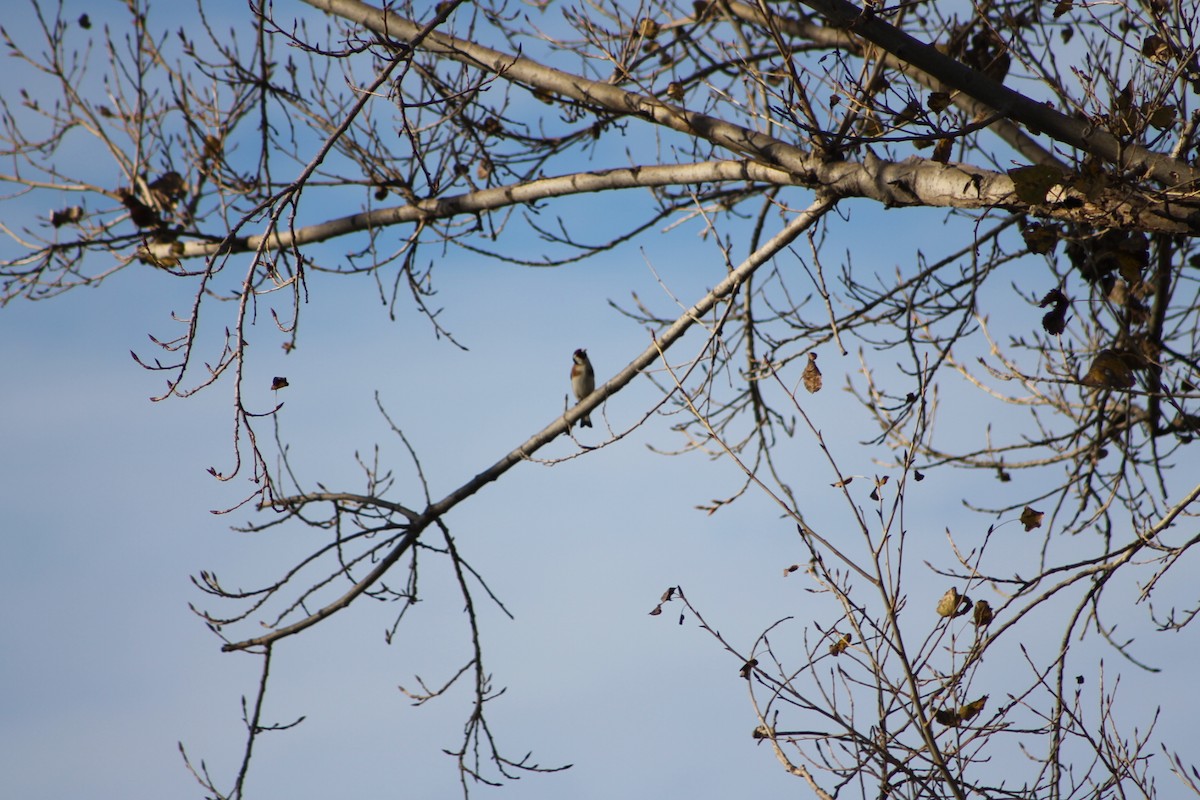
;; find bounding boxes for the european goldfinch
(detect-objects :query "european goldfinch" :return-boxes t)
[570,349,595,428]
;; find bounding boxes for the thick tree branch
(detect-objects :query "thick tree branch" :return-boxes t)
[797,0,1200,188]
[145,161,798,260]
[144,154,1198,265]
[278,0,1198,263]
[302,0,821,171]
[724,1,1064,170]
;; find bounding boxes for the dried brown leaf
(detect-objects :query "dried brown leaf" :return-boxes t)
[931,137,953,163]
[1008,165,1063,205]
[1021,222,1059,255]
[934,708,961,726]
[973,599,993,627]
[1141,35,1173,64]
[802,352,823,393]
[1020,506,1044,531]
[1081,350,1135,389]
[926,91,952,112]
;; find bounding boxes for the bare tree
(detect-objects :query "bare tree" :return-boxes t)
[3,0,1200,796]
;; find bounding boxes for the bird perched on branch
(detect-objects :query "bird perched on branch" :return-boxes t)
[571,348,595,428]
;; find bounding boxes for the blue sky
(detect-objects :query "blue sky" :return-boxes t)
[2,2,1199,799]
[6,204,1196,798]
[0,242,823,798]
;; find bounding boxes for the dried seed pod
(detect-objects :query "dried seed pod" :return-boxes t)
[802,352,823,394]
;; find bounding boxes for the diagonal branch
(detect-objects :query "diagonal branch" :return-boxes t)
[797,0,1200,188]
[724,0,1063,170]
[301,0,824,173]
[223,194,836,651]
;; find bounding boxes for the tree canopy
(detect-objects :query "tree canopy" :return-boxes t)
[3,0,1200,797]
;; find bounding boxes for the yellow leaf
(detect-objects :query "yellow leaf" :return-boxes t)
[958,695,988,721]
[936,587,961,617]
[829,633,852,656]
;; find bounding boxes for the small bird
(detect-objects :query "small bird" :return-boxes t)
[570,348,595,428]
